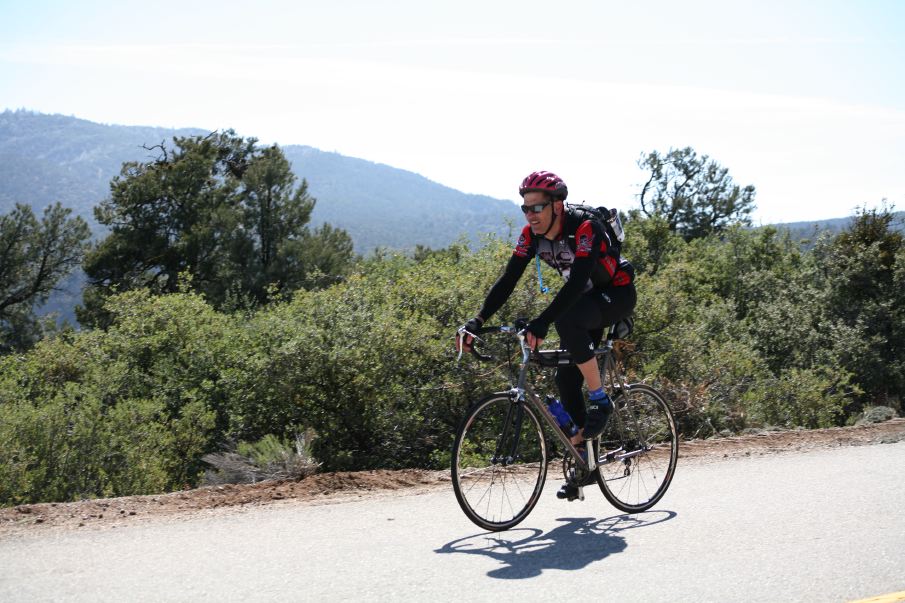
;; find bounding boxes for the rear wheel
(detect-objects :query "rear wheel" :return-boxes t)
[451,394,547,531]
[594,384,678,513]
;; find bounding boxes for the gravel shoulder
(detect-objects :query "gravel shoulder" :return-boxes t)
[3,418,904,537]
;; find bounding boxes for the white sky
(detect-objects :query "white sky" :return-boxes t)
[2,0,904,224]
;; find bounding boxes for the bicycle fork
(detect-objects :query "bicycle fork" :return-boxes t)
[491,399,525,466]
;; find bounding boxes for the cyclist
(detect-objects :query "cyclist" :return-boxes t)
[457,171,636,500]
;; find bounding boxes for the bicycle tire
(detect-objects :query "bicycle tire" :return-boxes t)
[594,383,678,513]
[451,394,547,531]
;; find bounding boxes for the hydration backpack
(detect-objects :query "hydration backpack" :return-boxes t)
[566,203,626,260]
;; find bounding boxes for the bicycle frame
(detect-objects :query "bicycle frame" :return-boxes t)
[489,326,630,474]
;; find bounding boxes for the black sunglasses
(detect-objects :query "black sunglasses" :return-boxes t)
[520,201,551,214]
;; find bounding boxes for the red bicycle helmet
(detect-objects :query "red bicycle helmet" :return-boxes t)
[519,171,568,200]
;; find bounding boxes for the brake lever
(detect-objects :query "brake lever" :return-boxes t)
[456,327,486,363]
[457,326,497,363]
[456,327,469,363]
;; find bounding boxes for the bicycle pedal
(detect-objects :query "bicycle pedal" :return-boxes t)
[557,480,585,502]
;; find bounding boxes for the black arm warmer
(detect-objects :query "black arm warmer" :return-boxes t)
[478,253,530,321]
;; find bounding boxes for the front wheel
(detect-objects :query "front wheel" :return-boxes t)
[594,383,678,513]
[451,394,548,531]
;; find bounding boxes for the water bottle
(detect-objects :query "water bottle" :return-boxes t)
[545,396,579,437]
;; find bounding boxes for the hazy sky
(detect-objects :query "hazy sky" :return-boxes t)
[2,0,904,223]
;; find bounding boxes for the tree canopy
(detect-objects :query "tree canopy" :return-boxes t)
[79,131,354,325]
[0,202,90,351]
[637,147,756,240]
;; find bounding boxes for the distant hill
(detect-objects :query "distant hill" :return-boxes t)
[772,216,854,238]
[9,110,894,253]
[0,111,208,224]
[0,110,523,252]
[281,145,524,251]
[768,214,904,245]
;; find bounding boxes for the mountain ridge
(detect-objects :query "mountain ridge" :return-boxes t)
[4,110,888,251]
[0,110,522,252]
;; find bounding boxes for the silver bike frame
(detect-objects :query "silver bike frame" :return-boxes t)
[461,323,651,481]
[496,326,632,474]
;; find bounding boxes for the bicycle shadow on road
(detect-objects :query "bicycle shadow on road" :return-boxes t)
[434,510,676,579]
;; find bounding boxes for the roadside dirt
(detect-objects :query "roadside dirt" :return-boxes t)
[3,418,904,536]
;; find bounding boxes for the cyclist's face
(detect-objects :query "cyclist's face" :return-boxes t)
[523,191,558,235]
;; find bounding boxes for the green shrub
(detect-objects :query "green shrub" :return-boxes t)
[203,431,319,484]
[744,368,852,429]
[0,387,214,505]
[2,217,903,504]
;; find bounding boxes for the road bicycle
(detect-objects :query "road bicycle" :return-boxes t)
[452,321,678,531]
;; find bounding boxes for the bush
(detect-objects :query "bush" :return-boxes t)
[202,431,320,484]
[0,388,214,505]
[2,215,904,504]
[744,368,851,429]
[0,291,222,505]
[855,406,899,425]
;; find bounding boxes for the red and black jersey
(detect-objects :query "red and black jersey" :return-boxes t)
[513,211,633,288]
[478,208,635,333]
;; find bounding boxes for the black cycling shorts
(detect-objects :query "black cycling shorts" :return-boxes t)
[554,284,637,365]
[553,283,636,427]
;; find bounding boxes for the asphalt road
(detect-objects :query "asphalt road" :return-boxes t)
[2,442,904,602]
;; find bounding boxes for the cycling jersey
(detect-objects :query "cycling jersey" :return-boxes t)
[478,208,635,338]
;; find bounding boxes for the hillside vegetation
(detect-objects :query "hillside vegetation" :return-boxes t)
[2,207,903,505]
[1,112,903,507]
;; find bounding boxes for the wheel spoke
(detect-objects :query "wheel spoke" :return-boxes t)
[595,384,678,513]
[452,396,547,531]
